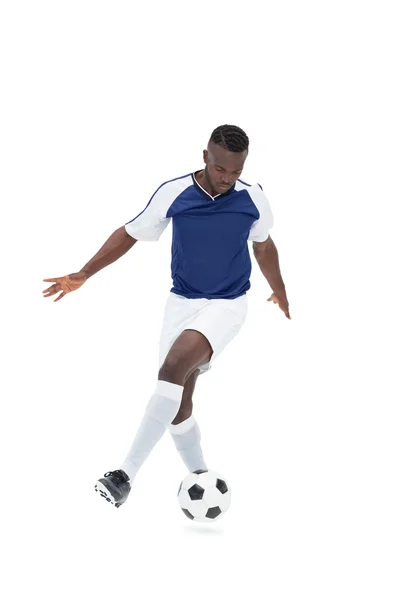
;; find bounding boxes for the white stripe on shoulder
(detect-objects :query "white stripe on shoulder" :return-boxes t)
[247,183,274,242]
[125,174,193,241]
[236,178,253,191]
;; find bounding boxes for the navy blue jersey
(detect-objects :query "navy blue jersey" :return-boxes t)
[125,171,274,300]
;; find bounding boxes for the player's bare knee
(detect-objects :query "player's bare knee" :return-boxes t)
[158,361,187,386]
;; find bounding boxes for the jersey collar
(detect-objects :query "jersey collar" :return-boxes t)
[192,171,235,201]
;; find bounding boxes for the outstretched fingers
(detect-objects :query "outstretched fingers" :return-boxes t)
[42,278,61,296]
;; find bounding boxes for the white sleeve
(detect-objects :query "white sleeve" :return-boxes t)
[247,184,274,242]
[124,182,175,241]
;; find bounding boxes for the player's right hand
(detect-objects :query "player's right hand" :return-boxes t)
[42,271,88,302]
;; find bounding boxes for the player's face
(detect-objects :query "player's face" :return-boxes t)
[203,142,248,193]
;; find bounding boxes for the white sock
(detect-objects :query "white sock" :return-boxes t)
[168,414,208,473]
[120,380,184,482]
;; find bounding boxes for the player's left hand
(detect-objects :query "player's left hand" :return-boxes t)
[267,293,291,319]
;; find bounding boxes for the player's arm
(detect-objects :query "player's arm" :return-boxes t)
[42,226,137,302]
[81,178,174,278]
[43,179,171,302]
[81,225,137,279]
[252,236,274,253]
[252,236,287,297]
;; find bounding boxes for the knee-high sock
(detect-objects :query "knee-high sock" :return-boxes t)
[168,414,208,473]
[120,380,183,482]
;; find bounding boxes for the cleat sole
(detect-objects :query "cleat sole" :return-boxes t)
[94,481,119,507]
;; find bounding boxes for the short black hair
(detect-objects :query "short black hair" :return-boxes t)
[210,124,249,153]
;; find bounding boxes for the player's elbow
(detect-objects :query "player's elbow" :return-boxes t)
[252,236,274,255]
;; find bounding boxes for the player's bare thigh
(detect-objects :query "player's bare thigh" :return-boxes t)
[158,329,213,386]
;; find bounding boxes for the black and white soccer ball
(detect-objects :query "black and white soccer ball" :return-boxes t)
[177,469,231,522]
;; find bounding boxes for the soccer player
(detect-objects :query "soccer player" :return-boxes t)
[42,124,291,508]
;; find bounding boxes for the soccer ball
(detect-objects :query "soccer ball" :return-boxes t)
[177,469,231,522]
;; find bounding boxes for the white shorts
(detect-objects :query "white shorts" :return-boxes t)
[158,292,248,375]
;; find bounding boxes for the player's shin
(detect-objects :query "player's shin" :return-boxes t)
[120,380,184,482]
[169,415,208,473]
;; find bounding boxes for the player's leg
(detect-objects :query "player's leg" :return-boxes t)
[95,330,212,506]
[95,294,248,506]
[168,368,208,473]
[157,328,213,386]
[118,329,212,482]
[171,366,200,425]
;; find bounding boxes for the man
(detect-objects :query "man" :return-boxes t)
[42,124,291,508]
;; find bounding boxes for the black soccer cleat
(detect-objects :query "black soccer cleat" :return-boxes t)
[94,469,131,508]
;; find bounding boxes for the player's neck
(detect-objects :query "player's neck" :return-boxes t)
[195,170,217,197]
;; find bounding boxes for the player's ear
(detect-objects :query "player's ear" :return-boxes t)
[203,150,208,163]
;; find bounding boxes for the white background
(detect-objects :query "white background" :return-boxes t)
[1,1,399,598]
